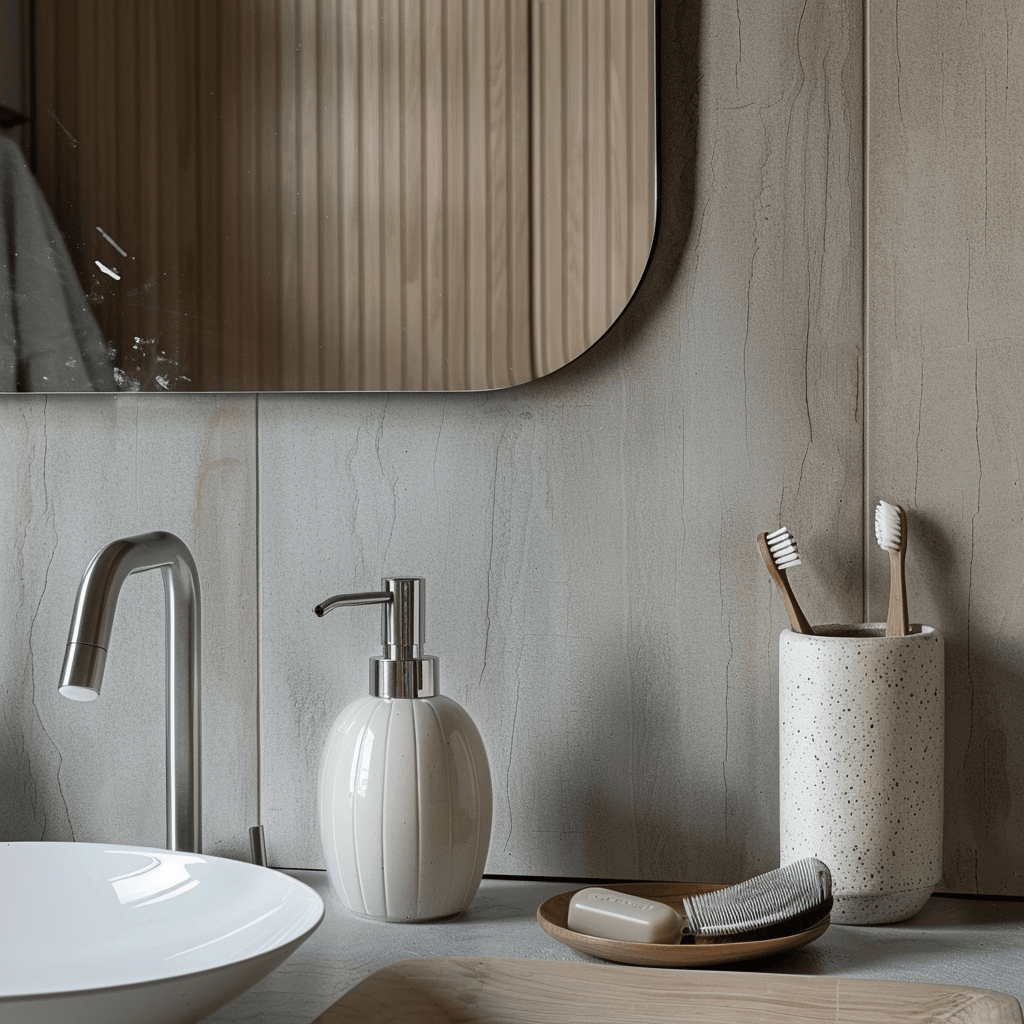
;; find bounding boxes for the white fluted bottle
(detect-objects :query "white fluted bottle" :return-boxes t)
[315,578,492,922]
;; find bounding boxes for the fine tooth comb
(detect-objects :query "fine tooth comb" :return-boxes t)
[874,499,909,637]
[757,528,814,635]
[682,857,833,944]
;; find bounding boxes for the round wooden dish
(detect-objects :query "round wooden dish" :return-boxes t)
[537,882,831,967]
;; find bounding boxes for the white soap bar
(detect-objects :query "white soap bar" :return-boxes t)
[566,887,683,944]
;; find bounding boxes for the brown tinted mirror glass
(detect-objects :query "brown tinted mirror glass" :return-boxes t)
[17,0,655,392]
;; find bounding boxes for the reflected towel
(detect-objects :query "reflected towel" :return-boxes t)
[0,134,115,391]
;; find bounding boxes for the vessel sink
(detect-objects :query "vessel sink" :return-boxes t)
[0,841,324,1024]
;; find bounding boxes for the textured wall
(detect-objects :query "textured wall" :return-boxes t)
[1,0,1019,895]
[867,0,1024,896]
[0,397,258,859]
[258,0,865,883]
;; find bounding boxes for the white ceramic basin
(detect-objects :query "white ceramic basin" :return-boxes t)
[0,842,324,1024]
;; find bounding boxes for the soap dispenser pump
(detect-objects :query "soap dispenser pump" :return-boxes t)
[314,577,492,922]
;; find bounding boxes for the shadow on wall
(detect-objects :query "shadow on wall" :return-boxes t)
[583,0,701,371]
[649,0,702,306]
[608,0,703,877]
[948,643,1022,892]
[913,508,1024,895]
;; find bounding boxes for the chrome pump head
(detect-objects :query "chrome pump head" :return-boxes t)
[314,577,438,698]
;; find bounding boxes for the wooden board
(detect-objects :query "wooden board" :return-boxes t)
[536,881,829,967]
[313,956,1023,1023]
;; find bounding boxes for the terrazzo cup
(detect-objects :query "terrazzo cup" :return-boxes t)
[779,623,944,925]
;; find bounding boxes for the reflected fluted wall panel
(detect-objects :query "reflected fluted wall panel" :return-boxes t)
[31,0,535,391]
[531,0,655,377]
[31,0,654,392]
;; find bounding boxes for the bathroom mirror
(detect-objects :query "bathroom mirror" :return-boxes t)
[19,0,656,392]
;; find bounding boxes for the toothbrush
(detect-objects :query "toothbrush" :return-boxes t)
[874,499,909,637]
[757,527,814,635]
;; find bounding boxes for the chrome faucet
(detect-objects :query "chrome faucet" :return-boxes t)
[58,531,202,853]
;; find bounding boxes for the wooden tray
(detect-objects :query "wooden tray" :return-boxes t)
[312,956,1024,1023]
[537,881,830,967]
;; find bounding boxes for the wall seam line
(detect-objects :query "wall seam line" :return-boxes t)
[255,393,262,847]
[862,0,871,625]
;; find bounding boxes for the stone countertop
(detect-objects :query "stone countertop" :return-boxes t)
[201,873,1024,1023]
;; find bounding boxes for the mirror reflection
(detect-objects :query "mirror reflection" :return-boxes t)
[11,1,655,392]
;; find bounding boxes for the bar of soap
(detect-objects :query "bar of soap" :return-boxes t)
[566,887,683,944]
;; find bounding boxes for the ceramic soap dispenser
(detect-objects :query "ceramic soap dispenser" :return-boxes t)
[314,577,492,922]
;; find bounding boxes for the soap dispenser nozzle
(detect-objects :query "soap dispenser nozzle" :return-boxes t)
[314,577,437,698]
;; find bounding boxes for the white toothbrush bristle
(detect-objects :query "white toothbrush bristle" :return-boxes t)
[874,500,902,551]
[766,528,801,570]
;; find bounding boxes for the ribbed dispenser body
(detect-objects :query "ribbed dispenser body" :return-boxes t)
[318,692,492,922]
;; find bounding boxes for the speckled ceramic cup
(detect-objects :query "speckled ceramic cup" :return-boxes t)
[779,624,944,925]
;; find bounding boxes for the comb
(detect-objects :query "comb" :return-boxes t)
[682,857,832,944]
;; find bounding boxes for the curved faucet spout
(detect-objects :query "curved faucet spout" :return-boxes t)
[59,531,202,853]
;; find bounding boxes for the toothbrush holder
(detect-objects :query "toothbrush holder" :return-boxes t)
[779,623,944,924]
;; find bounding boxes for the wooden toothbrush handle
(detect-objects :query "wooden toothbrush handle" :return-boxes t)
[776,570,815,636]
[887,545,909,636]
[885,505,909,637]
[757,534,814,635]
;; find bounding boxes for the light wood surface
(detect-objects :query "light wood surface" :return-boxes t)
[312,956,1023,1024]
[537,882,829,967]
[885,504,909,637]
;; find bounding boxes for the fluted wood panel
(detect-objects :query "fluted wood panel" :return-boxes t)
[531,0,655,377]
[30,1,653,392]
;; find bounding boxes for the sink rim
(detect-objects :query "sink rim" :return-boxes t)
[0,840,325,1003]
